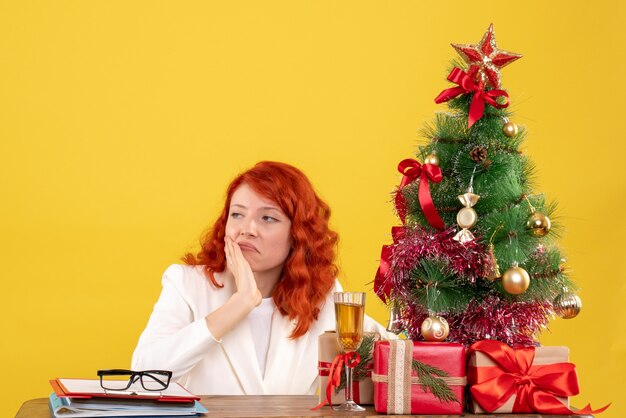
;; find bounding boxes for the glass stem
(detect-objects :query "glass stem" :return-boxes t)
[344,362,354,403]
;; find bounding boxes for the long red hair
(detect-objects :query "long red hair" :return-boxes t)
[183,161,339,338]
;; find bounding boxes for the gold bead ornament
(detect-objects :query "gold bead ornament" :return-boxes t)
[502,121,518,138]
[527,211,551,237]
[501,262,530,295]
[553,291,582,319]
[423,153,440,166]
[421,314,450,341]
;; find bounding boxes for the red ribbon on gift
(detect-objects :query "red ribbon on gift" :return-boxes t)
[374,226,405,303]
[434,67,510,128]
[468,340,610,415]
[394,159,445,229]
[311,352,361,410]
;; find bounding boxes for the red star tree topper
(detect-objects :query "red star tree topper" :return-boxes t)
[452,23,522,88]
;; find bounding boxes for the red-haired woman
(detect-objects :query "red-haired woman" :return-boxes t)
[132,161,389,395]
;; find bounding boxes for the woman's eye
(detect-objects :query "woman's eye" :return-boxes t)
[230,212,243,219]
[262,215,278,223]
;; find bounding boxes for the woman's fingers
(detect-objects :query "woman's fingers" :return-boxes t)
[225,236,249,281]
[232,241,253,282]
[225,237,259,304]
[224,237,229,264]
[231,239,247,266]
[225,237,238,267]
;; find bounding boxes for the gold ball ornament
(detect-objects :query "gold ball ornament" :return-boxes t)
[424,153,439,166]
[501,263,530,295]
[503,121,519,138]
[554,292,582,319]
[527,211,551,237]
[421,315,449,341]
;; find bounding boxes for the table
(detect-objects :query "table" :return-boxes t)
[15,395,592,418]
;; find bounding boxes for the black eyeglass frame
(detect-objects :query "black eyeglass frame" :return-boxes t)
[97,369,172,392]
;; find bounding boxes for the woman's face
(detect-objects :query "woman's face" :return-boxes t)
[225,183,293,275]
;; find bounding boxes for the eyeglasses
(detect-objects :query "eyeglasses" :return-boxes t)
[97,369,172,392]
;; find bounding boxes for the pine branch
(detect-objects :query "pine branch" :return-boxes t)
[409,257,472,312]
[411,359,460,404]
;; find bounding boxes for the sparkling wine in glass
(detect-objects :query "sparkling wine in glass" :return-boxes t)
[333,292,366,412]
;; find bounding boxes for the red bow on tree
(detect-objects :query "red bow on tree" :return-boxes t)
[394,158,445,229]
[468,340,610,415]
[434,67,510,128]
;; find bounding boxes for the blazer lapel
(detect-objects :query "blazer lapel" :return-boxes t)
[220,316,265,394]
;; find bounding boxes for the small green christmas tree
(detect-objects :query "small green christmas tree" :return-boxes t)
[375,24,581,347]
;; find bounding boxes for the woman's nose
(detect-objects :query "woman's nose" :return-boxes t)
[240,218,258,237]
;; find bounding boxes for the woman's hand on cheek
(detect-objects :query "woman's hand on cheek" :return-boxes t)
[225,236,262,308]
[204,237,262,341]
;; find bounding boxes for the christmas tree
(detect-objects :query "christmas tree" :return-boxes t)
[374,24,582,347]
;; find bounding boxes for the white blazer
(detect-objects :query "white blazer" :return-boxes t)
[131,264,390,395]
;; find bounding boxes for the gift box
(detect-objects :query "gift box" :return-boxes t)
[317,331,379,406]
[467,340,576,414]
[372,340,466,415]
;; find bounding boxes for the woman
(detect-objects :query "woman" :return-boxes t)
[131,161,390,395]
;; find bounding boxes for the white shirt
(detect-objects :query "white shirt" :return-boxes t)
[248,297,275,376]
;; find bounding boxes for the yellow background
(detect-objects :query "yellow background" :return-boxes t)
[1,1,624,416]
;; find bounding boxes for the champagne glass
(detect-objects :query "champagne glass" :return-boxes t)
[333,291,366,412]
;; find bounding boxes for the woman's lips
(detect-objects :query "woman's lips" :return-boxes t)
[237,242,259,253]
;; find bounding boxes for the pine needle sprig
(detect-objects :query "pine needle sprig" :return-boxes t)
[411,359,460,404]
[410,257,472,312]
[419,112,469,145]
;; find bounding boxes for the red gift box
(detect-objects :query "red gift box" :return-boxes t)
[372,340,466,415]
[467,340,610,415]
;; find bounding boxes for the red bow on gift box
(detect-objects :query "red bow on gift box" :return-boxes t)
[468,340,610,415]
